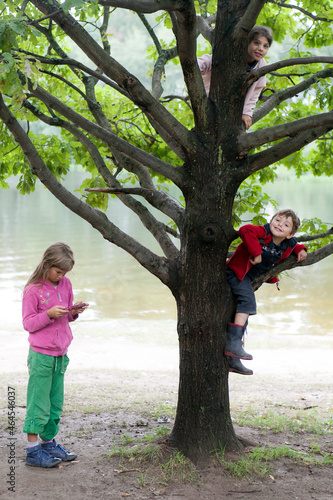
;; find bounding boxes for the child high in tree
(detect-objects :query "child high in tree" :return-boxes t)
[198,25,273,130]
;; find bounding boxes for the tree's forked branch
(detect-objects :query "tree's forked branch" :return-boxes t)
[0,93,175,285]
[267,0,333,22]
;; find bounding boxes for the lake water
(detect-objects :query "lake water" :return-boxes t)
[0,171,332,340]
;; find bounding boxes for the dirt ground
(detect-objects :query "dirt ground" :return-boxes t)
[0,324,333,500]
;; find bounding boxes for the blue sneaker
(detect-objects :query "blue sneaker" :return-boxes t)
[41,439,77,461]
[26,444,62,468]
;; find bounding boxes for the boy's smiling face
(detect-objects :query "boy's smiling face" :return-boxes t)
[270,215,295,244]
[248,35,270,63]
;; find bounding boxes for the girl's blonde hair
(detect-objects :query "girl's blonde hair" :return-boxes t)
[25,242,74,288]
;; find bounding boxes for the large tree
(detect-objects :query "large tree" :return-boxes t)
[1,0,332,460]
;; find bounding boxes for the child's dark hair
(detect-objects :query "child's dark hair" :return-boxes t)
[25,242,74,287]
[271,209,301,234]
[249,25,273,47]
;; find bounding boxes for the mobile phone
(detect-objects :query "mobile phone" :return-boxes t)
[67,303,88,311]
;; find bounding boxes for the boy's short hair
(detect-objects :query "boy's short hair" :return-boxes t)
[271,209,301,234]
[249,25,273,47]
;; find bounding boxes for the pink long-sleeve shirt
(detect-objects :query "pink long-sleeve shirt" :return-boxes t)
[197,54,267,117]
[22,276,77,356]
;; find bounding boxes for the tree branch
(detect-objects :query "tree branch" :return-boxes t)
[175,2,213,136]
[84,186,183,225]
[252,68,333,125]
[25,79,185,187]
[30,0,195,156]
[267,1,333,22]
[137,11,176,100]
[239,112,333,152]
[246,57,333,88]
[244,124,333,177]
[234,0,267,37]
[195,15,215,45]
[22,99,182,256]
[252,243,333,292]
[14,49,131,99]
[23,18,83,81]
[78,71,162,195]
[79,71,185,230]
[296,227,333,243]
[0,93,174,285]
[85,188,181,238]
[97,0,186,13]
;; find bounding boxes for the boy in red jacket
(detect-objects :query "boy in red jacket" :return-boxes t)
[225,209,307,375]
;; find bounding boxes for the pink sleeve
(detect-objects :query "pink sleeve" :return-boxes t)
[197,54,212,74]
[22,286,53,333]
[243,75,266,117]
[243,58,268,117]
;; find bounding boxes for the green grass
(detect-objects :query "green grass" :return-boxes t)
[215,448,273,478]
[160,451,198,485]
[146,401,176,421]
[232,405,333,435]
[214,443,333,479]
[105,426,199,487]
[106,441,163,463]
[106,426,169,461]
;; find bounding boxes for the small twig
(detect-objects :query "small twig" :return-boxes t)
[297,227,333,242]
[114,468,141,474]
[228,490,263,494]
[26,9,63,25]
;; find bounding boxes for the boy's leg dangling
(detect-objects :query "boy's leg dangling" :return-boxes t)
[224,323,253,360]
[228,356,253,376]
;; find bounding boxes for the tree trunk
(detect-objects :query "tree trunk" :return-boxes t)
[169,161,242,461]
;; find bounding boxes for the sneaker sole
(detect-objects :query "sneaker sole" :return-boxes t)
[26,461,61,468]
[61,455,77,462]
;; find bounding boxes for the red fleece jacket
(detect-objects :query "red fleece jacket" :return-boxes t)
[227,223,307,283]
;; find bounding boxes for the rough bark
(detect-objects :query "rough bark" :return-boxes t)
[1,0,333,462]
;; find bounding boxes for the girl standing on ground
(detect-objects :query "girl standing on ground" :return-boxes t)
[22,242,88,467]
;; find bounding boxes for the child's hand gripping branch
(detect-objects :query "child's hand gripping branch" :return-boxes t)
[297,249,307,262]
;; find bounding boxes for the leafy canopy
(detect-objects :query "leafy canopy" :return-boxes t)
[0,0,332,248]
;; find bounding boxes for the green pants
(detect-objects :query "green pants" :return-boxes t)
[23,348,69,441]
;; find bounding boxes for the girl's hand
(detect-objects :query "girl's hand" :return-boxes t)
[47,306,69,319]
[68,302,89,314]
[242,114,252,130]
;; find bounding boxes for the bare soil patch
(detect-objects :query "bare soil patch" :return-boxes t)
[0,326,332,499]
